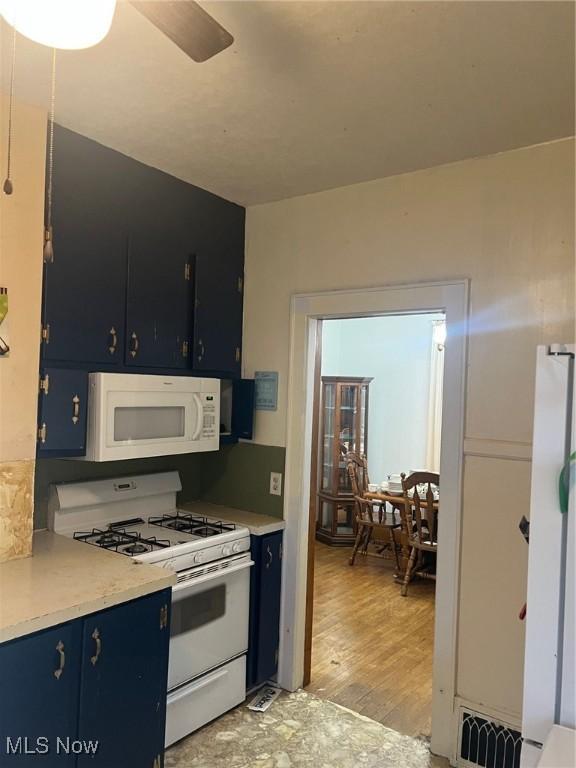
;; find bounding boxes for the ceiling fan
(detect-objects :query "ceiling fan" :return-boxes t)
[130,1,234,62]
[0,1,234,62]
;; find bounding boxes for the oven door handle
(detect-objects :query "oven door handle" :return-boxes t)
[191,393,204,441]
[172,559,254,600]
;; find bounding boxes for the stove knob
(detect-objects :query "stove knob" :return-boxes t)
[222,545,231,557]
[231,541,241,554]
[193,553,203,564]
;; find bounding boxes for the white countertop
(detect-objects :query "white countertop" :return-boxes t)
[179,501,285,536]
[0,531,175,644]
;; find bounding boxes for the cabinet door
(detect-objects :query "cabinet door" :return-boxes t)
[125,230,193,369]
[77,589,171,768]
[37,368,88,457]
[193,204,245,375]
[0,622,82,767]
[42,126,127,366]
[232,379,255,440]
[247,532,283,688]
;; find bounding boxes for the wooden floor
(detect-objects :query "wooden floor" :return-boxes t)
[306,541,436,740]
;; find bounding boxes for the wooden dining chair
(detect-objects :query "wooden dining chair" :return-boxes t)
[347,454,400,569]
[399,471,440,596]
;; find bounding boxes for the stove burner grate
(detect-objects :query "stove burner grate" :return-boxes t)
[148,512,236,537]
[74,527,171,555]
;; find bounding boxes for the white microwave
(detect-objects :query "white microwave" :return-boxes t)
[81,373,220,461]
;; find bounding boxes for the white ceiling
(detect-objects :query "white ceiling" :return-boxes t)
[1,1,574,205]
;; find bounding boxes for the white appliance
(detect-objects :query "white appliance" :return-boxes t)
[81,373,220,461]
[521,345,575,767]
[48,472,252,747]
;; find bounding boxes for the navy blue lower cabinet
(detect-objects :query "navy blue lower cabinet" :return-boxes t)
[37,368,88,458]
[77,589,171,768]
[0,621,83,767]
[0,590,171,768]
[247,532,283,689]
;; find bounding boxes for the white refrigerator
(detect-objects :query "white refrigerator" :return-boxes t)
[521,345,575,767]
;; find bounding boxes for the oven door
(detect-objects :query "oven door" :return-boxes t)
[168,554,253,690]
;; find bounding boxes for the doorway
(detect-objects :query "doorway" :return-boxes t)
[277,281,468,760]
[306,312,446,740]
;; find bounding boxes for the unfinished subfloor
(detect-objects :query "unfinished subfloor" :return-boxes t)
[306,541,436,739]
[165,689,448,768]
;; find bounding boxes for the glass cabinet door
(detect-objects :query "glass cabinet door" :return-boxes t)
[337,384,358,493]
[359,384,368,457]
[316,376,372,546]
[321,382,336,492]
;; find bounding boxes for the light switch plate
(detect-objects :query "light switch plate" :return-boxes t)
[270,471,282,496]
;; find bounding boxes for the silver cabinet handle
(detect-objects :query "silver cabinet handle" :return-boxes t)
[197,338,205,362]
[90,628,101,666]
[108,326,117,355]
[130,331,139,358]
[54,640,65,680]
[72,395,80,425]
[265,545,273,569]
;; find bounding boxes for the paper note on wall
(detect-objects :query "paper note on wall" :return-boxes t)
[0,288,10,356]
[255,371,278,411]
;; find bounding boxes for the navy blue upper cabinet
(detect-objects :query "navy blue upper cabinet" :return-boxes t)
[232,379,256,440]
[77,589,171,768]
[123,160,199,370]
[37,368,88,458]
[41,125,245,377]
[125,230,193,369]
[0,621,82,767]
[42,126,128,366]
[193,202,245,376]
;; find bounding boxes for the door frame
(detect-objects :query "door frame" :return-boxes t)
[277,280,469,759]
[303,319,323,688]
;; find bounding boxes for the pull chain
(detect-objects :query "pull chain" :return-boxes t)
[3,27,17,195]
[43,47,57,263]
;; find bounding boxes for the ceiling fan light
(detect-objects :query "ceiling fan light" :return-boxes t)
[0,0,117,50]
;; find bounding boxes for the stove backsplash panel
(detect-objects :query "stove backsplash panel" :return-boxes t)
[33,453,203,530]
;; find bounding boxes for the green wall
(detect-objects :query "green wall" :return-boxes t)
[34,442,286,528]
[199,443,286,518]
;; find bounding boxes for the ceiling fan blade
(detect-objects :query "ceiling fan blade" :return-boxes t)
[131,1,234,63]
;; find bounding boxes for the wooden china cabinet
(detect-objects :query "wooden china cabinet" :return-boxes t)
[316,376,372,545]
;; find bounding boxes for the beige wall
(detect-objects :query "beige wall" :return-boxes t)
[0,94,47,561]
[243,138,575,720]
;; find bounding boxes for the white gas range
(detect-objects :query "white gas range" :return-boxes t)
[48,471,253,747]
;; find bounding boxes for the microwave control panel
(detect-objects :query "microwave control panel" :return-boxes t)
[201,393,219,440]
